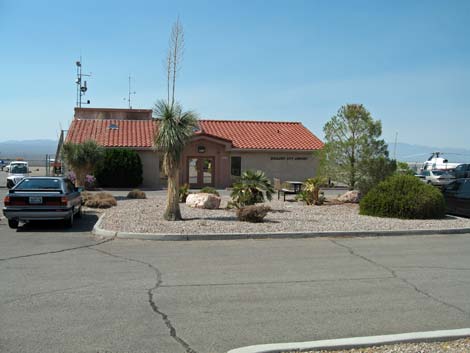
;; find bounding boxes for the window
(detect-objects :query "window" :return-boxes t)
[231,157,241,177]
[15,178,61,190]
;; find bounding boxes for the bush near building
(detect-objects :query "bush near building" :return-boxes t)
[359,175,446,219]
[127,189,147,199]
[95,149,143,188]
[199,187,219,196]
[83,192,117,209]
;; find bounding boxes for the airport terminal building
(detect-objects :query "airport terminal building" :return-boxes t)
[66,108,324,189]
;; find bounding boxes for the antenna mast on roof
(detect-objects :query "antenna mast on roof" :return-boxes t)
[75,57,92,107]
[124,75,136,109]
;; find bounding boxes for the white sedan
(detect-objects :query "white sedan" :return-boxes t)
[417,170,455,186]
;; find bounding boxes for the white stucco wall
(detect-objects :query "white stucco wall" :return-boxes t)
[137,150,160,189]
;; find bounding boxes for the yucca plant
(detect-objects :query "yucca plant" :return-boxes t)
[303,177,327,205]
[230,170,275,208]
[154,100,198,221]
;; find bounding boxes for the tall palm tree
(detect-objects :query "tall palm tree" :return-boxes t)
[154,100,198,221]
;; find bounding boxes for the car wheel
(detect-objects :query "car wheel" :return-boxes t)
[8,220,19,229]
[65,211,74,228]
[427,180,432,184]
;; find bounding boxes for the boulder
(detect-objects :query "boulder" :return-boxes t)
[338,190,361,203]
[186,193,221,209]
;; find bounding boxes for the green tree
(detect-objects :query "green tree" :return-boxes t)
[321,104,389,190]
[62,140,103,187]
[230,170,275,208]
[357,157,397,195]
[154,100,198,221]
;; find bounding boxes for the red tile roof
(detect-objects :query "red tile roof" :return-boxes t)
[199,120,323,150]
[66,119,323,150]
[66,119,156,148]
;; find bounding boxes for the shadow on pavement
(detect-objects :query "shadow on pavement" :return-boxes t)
[16,212,99,233]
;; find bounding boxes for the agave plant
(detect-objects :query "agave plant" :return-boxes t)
[230,170,275,208]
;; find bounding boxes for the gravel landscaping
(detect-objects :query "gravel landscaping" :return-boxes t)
[287,337,470,353]
[99,194,470,235]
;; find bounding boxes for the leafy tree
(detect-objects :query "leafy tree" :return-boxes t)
[62,140,103,187]
[357,157,397,195]
[154,100,198,221]
[396,161,416,175]
[95,148,143,187]
[321,104,389,190]
[230,170,275,208]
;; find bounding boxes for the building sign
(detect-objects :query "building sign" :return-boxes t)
[270,156,308,161]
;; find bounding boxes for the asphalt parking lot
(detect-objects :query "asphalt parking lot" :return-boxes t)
[1,213,470,353]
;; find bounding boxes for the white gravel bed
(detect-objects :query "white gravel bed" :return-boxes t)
[100,195,470,235]
[290,337,470,353]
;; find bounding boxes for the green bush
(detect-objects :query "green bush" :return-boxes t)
[359,175,446,219]
[230,170,274,208]
[199,187,219,196]
[95,149,143,188]
[127,189,146,199]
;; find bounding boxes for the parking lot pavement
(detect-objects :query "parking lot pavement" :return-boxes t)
[1,220,470,353]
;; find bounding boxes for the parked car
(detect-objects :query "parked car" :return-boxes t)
[6,161,30,188]
[2,177,82,229]
[416,169,455,186]
[442,178,470,217]
[452,164,470,179]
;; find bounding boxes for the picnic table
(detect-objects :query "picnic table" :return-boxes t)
[285,181,303,193]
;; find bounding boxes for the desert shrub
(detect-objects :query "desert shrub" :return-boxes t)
[84,192,117,209]
[95,149,143,188]
[127,189,146,199]
[230,170,274,208]
[359,175,446,219]
[179,183,189,203]
[236,205,271,223]
[199,187,219,196]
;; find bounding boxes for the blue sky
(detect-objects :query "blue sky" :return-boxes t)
[1,0,469,148]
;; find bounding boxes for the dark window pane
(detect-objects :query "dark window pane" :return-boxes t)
[231,157,241,177]
[16,178,61,190]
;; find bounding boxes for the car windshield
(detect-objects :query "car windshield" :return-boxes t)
[15,178,62,190]
[11,165,28,174]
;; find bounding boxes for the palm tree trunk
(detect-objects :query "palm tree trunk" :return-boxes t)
[164,166,182,221]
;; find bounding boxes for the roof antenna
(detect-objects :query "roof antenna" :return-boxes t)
[123,75,136,109]
[75,56,92,107]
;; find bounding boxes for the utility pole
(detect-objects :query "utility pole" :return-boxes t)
[393,131,398,160]
[124,75,136,109]
[75,57,92,107]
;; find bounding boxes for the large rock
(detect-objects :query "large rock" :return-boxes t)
[338,190,361,203]
[186,193,221,209]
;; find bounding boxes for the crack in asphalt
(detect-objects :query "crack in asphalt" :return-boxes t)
[0,238,115,262]
[160,275,395,288]
[330,239,469,316]
[90,247,198,353]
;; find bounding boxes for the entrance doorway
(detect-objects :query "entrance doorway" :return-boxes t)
[187,157,215,188]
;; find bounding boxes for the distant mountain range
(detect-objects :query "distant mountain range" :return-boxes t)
[0,139,58,161]
[1,139,469,164]
[388,142,470,163]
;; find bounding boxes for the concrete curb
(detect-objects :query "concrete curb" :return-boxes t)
[92,213,470,241]
[227,328,470,353]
